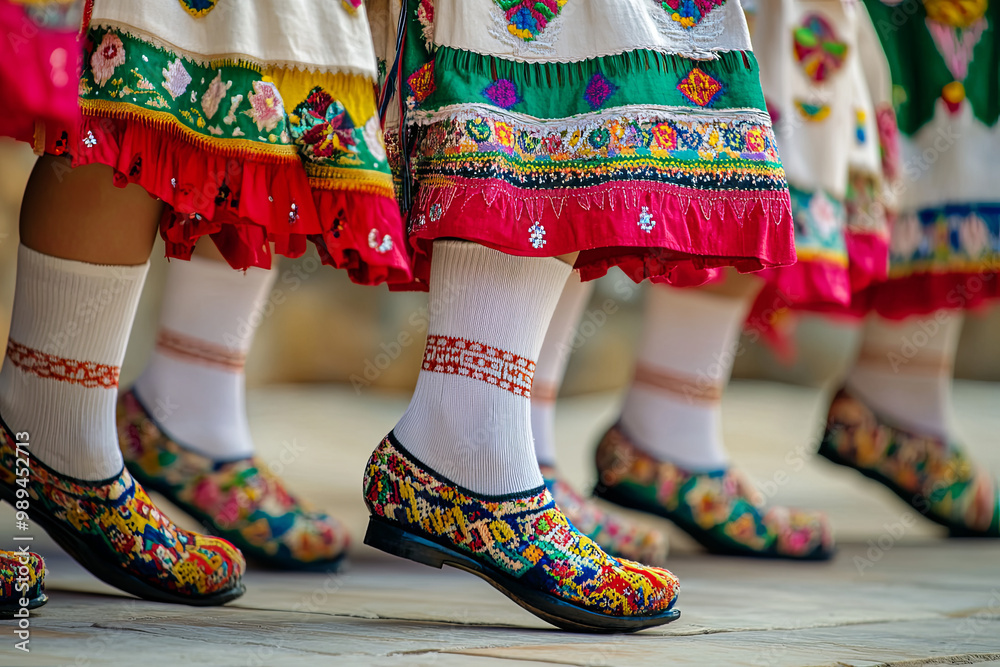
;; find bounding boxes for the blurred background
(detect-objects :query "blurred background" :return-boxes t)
[4,138,1000,398]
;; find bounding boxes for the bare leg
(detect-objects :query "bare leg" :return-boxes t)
[191,235,228,262]
[700,267,763,300]
[20,156,161,265]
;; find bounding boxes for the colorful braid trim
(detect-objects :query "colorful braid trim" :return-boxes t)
[364,433,679,617]
[5,339,120,389]
[422,335,535,397]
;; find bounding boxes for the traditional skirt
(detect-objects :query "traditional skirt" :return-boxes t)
[850,0,1000,318]
[26,0,410,284]
[378,0,795,288]
[0,0,82,140]
[749,0,894,322]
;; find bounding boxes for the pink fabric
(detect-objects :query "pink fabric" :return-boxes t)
[0,1,81,142]
[757,260,852,311]
[844,230,889,296]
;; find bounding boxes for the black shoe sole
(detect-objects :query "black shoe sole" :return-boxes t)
[593,483,835,561]
[125,461,347,573]
[363,515,680,634]
[0,486,245,606]
[0,592,47,617]
[817,434,1000,539]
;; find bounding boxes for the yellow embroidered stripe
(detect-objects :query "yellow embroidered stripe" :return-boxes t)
[306,168,395,198]
[795,247,850,267]
[81,99,301,163]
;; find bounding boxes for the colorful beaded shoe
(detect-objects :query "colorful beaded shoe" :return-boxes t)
[0,417,245,606]
[593,424,834,560]
[0,549,46,616]
[363,433,680,633]
[117,389,350,571]
[541,466,669,567]
[820,388,1000,538]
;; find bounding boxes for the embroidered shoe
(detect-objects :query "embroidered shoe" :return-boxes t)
[117,389,350,571]
[820,388,1000,538]
[363,433,680,633]
[0,549,46,616]
[593,424,834,560]
[541,466,669,567]
[0,417,245,606]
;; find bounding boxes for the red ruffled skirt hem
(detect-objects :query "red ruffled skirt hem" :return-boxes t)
[750,268,1000,360]
[746,230,890,356]
[850,271,1000,320]
[757,230,890,311]
[39,114,411,285]
[397,178,795,291]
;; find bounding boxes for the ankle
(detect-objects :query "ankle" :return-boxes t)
[394,401,543,496]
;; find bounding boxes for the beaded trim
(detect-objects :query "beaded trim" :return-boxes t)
[5,339,120,389]
[422,335,535,397]
[632,363,722,403]
[155,328,247,372]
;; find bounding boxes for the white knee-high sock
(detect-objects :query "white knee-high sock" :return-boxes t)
[845,312,963,440]
[134,256,277,460]
[530,271,595,467]
[620,285,754,472]
[0,245,148,480]
[394,241,571,496]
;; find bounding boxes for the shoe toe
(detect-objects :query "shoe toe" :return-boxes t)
[182,532,246,594]
[612,559,680,614]
[764,506,834,559]
[1,550,45,592]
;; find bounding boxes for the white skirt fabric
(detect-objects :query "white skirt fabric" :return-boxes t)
[92,0,379,76]
[753,0,890,200]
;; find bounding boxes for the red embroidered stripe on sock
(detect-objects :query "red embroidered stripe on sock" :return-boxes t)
[155,328,247,372]
[855,347,953,374]
[422,335,535,397]
[530,381,559,403]
[633,364,722,404]
[5,339,120,389]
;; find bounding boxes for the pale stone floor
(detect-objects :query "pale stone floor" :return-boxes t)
[4,380,1000,666]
